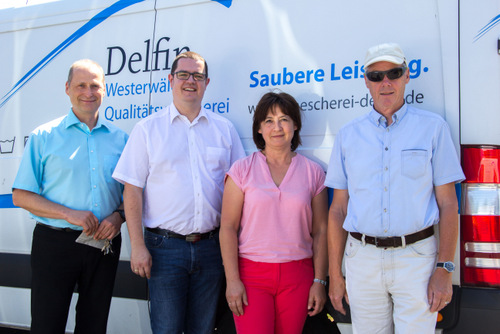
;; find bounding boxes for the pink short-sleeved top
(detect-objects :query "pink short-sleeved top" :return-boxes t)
[227,151,325,263]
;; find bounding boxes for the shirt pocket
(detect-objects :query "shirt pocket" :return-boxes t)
[401,149,428,179]
[205,147,230,173]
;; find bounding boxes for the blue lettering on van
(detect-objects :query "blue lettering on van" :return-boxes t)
[106,78,170,97]
[249,68,325,88]
[249,59,428,87]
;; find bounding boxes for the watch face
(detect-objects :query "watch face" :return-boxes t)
[444,262,455,272]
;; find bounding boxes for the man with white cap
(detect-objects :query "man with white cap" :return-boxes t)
[325,43,465,333]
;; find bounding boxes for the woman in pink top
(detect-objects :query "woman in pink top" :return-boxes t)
[220,92,329,334]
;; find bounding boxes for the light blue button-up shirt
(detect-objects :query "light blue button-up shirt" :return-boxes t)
[13,110,128,230]
[325,104,465,237]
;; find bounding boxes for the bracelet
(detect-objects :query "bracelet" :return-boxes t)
[313,278,327,286]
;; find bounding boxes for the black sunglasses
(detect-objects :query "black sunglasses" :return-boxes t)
[365,67,406,82]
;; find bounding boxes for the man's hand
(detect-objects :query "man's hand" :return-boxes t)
[130,244,152,279]
[329,274,349,315]
[428,268,453,312]
[94,211,123,240]
[65,209,99,236]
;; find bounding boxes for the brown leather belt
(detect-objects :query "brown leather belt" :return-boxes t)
[350,226,434,248]
[146,227,218,243]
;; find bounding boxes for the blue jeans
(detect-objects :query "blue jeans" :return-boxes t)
[145,229,223,334]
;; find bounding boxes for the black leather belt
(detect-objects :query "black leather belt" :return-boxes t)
[146,227,218,243]
[36,222,80,233]
[350,226,434,248]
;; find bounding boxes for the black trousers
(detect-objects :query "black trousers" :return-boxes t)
[30,224,121,334]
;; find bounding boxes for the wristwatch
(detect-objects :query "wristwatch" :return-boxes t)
[114,208,126,221]
[436,261,455,273]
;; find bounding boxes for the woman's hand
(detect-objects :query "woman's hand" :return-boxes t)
[226,279,248,316]
[308,281,327,316]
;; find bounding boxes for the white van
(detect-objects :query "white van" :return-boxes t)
[0,0,499,333]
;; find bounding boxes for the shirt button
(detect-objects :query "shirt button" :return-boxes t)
[93,185,97,188]
[385,147,388,151]
[384,167,388,171]
[384,187,388,192]
[94,204,98,207]
[384,208,387,213]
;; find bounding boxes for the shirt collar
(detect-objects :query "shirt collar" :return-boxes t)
[64,109,109,132]
[369,103,408,128]
[169,103,209,125]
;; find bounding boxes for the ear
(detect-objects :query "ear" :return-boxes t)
[65,81,70,96]
[404,68,410,84]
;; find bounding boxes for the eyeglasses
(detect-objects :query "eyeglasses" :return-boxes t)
[173,71,207,81]
[365,67,406,82]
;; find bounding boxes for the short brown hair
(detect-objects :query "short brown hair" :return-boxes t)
[171,51,208,78]
[252,91,302,151]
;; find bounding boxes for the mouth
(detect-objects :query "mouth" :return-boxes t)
[183,86,197,92]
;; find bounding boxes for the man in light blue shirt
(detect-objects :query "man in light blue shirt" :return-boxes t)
[325,43,464,333]
[12,59,128,334]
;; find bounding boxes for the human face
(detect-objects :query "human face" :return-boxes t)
[258,106,297,151]
[65,65,105,119]
[168,58,209,107]
[365,61,409,118]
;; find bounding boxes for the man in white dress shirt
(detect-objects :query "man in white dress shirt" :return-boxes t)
[113,51,245,334]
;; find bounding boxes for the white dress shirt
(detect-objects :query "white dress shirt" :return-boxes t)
[113,103,245,234]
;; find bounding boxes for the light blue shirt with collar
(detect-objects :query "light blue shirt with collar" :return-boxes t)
[13,109,128,230]
[325,104,465,237]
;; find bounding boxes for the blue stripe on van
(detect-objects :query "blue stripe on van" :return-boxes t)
[0,0,232,110]
[0,194,16,209]
[213,0,232,7]
[0,0,145,109]
[474,13,500,41]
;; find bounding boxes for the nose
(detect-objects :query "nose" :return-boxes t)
[381,74,393,85]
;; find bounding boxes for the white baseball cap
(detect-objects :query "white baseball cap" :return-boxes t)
[364,43,407,68]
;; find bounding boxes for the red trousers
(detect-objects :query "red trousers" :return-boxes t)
[234,257,314,334]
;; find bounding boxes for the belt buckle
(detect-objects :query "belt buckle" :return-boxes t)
[186,234,201,243]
